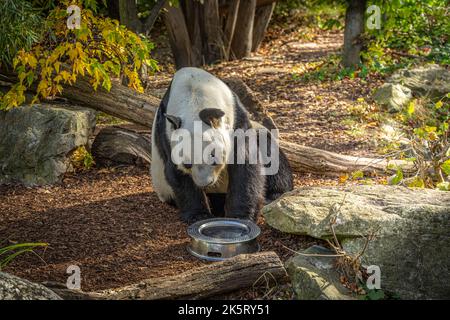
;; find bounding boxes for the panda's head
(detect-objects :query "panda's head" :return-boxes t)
[166,108,231,188]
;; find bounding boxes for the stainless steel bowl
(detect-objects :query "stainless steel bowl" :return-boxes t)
[187,218,261,261]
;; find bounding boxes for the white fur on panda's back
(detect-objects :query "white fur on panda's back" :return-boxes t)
[165,67,235,133]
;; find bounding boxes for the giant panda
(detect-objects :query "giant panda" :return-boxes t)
[151,67,293,223]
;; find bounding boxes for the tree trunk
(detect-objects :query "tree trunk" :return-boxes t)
[256,0,277,6]
[230,0,257,59]
[223,0,240,60]
[203,0,225,64]
[163,0,275,65]
[118,0,142,33]
[181,0,204,66]
[107,0,120,20]
[342,0,367,68]
[44,251,288,300]
[142,0,167,35]
[252,2,275,52]
[164,3,197,69]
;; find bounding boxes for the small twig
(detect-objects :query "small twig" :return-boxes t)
[281,244,345,257]
[202,190,212,215]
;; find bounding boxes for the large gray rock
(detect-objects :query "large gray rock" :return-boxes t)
[0,272,62,300]
[373,83,412,112]
[389,64,450,98]
[0,104,96,186]
[285,245,354,300]
[263,185,450,299]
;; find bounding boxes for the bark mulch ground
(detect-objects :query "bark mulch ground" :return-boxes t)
[1,167,332,294]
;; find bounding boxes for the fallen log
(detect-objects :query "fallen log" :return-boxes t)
[279,140,415,176]
[44,251,288,300]
[1,70,415,175]
[92,126,415,176]
[61,78,159,127]
[91,126,151,167]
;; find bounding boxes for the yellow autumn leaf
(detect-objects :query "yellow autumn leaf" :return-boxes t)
[27,55,38,69]
[339,174,349,184]
[54,61,61,73]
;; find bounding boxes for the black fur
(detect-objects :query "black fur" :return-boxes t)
[223,95,265,221]
[153,83,293,223]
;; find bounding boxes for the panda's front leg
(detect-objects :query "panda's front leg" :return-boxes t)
[164,164,213,223]
[224,162,265,221]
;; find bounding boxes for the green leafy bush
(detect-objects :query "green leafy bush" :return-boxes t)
[365,0,449,66]
[384,96,450,190]
[0,0,44,67]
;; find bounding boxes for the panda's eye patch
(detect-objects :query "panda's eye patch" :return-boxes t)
[183,163,192,169]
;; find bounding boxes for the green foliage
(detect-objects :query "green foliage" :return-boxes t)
[0,243,48,270]
[292,54,412,84]
[388,167,403,185]
[0,0,158,110]
[0,0,44,67]
[364,0,449,66]
[274,0,307,17]
[360,288,386,300]
[71,146,95,170]
[382,95,450,189]
[96,111,128,125]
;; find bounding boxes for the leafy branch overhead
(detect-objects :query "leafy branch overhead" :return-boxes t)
[1,0,158,110]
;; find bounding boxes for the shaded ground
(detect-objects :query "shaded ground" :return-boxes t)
[1,20,386,297]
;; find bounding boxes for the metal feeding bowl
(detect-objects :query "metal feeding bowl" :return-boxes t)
[187,218,261,261]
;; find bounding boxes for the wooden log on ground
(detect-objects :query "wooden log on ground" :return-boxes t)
[279,140,415,176]
[91,126,151,167]
[91,124,415,176]
[44,251,288,300]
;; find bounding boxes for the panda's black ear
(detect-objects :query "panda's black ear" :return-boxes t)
[199,108,225,128]
[164,113,182,129]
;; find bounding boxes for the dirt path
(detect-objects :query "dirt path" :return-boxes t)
[1,23,383,296]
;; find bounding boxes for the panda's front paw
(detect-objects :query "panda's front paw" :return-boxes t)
[180,210,213,224]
